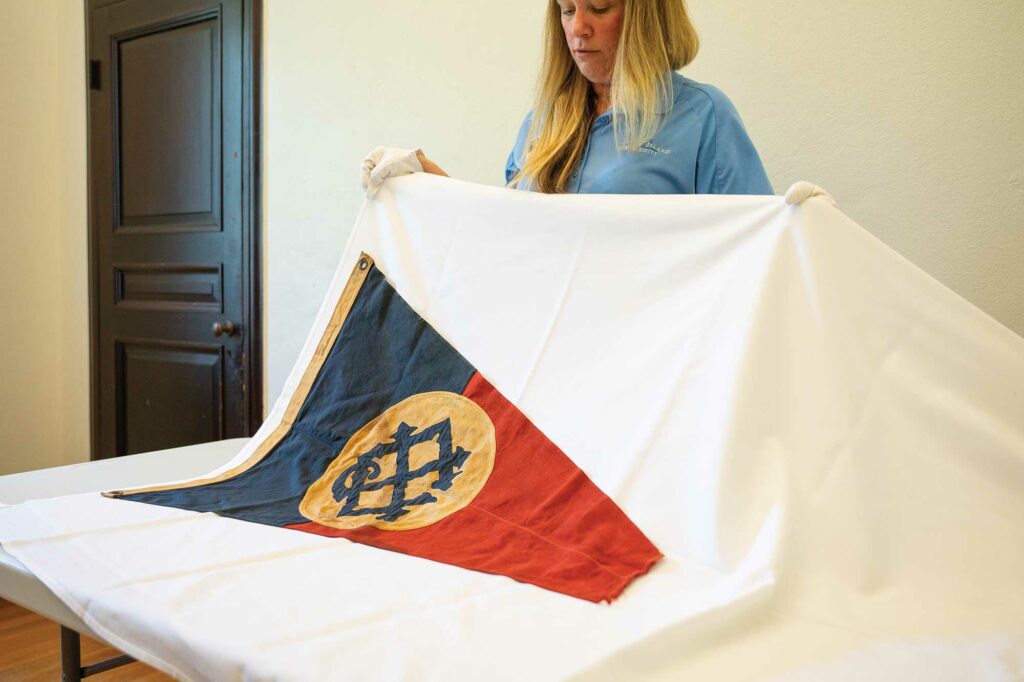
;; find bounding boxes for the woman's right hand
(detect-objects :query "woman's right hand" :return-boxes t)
[414,150,448,178]
[360,147,448,198]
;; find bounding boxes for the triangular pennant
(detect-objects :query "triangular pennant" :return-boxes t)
[107,254,661,603]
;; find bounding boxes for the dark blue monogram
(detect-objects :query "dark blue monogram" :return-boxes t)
[331,419,472,522]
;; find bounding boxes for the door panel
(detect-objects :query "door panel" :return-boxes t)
[88,0,259,458]
[118,18,219,228]
[114,264,223,312]
[118,341,224,455]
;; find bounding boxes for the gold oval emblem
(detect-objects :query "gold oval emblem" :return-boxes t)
[299,391,495,531]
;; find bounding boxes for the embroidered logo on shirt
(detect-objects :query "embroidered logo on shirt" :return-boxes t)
[619,141,672,155]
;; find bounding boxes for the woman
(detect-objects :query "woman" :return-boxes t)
[362,0,772,197]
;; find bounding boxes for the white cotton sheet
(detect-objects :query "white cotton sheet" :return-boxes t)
[1,175,1022,680]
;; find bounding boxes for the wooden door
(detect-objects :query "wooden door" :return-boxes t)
[87,0,261,458]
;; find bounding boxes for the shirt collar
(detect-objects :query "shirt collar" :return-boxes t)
[592,76,678,125]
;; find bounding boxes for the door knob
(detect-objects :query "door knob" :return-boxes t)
[212,320,237,337]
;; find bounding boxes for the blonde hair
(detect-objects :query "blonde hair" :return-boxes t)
[511,0,699,193]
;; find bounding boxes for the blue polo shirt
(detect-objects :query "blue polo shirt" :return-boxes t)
[505,73,773,195]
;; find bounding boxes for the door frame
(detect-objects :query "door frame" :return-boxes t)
[84,0,263,458]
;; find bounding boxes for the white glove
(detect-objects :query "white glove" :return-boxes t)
[784,181,837,207]
[360,146,423,198]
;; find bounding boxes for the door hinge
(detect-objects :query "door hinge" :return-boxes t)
[88,60,101,90]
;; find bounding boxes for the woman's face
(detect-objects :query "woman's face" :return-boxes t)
[557,0,625,87]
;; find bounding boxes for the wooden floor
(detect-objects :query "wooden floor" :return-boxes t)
[0,599,172,681]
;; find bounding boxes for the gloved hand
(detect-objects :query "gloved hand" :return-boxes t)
[784,181,837,207]
[360,146,423,198]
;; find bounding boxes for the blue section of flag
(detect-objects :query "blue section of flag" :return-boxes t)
[121,266,476,526]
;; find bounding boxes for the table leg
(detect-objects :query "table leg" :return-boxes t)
[59,625,136,679]
[60,626,81,682]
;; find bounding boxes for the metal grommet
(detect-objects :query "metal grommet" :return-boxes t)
[358,258,368,271]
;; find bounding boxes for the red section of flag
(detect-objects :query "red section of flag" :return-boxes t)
[286,372,661,603]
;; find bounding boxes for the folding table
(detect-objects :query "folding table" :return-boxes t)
[0,438,246,680]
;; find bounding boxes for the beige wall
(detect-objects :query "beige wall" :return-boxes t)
[263,1,547,401]
[685,0,1024,341]
[0,1,89,474]
[264,0,1024,404]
